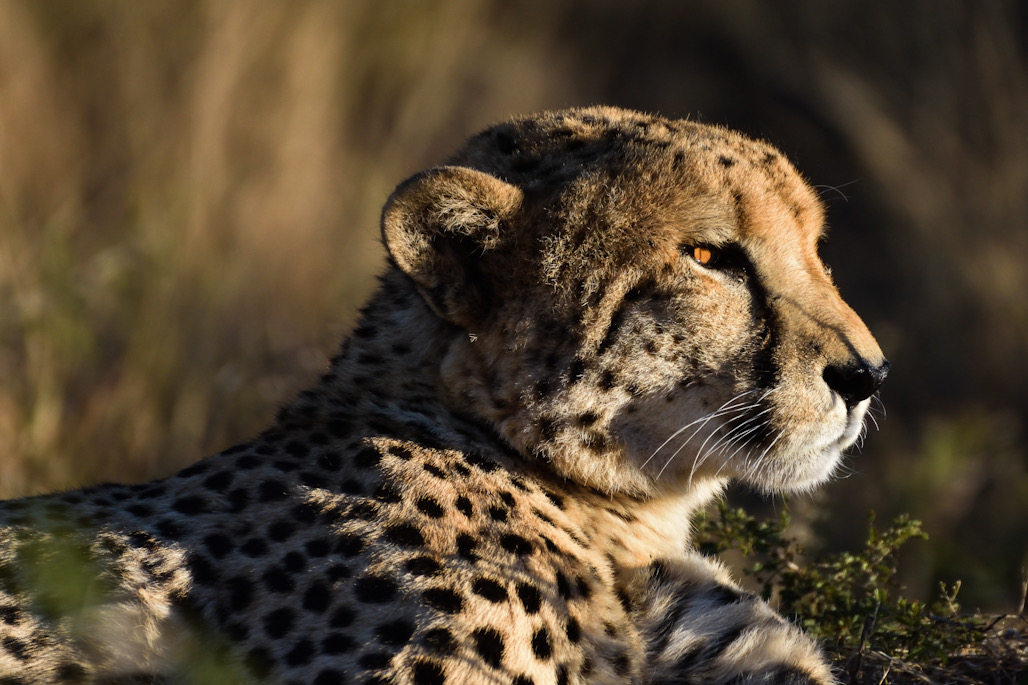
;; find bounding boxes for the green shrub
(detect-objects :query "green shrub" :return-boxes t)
[694,501,1028,684]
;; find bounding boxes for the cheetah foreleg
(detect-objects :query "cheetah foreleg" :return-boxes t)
[627,557,836,684]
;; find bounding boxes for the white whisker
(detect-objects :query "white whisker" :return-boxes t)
[656,395,757,480]
[641,390,755,472]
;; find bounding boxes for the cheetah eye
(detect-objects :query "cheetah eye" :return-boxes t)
[690,246,716,266]
[684,244,728,268]
[682,243,750,277]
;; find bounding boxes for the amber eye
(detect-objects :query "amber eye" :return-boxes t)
[681,242,749,278]
[690,245,717,266]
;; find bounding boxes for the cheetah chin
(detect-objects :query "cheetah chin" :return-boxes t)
[1,107,887,684]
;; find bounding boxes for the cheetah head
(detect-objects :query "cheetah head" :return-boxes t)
[382,107,888,498]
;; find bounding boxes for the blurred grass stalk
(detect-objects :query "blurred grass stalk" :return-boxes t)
[0,0,563,494]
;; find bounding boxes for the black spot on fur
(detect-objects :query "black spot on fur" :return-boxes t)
[509,476,530,492]
[283,440,307,458]
[538,418,557,440]
[465,451,498,472]
[411,659,446,685]
[303,538,330,559]
[422,587,464,614]
[566,616,581,643]
[385,522,426,547]
[489,506,508,523]
[544,491,565,510]
[416,496,445,518]
[263,566,295,593]
[472,577,507,603]
[0,606,21,626]
[456,533,479,562]
[188,553,218,586]
[494,130,518,155]
[567,358,587,383]
[516,583,542,614]
[388,445,416,461]
[298,471,327,489]
[423,627,457,655]
[327,419,351,438]
[240,537,268,557]
[353,447,381,469]
[359,652,393,670]
[405,556,442,577]
[330,605,355,628]
[258,480,289,502]
[340,478,363,495]
[226,576,254,611]
[56,662,88,681]
[228,488,250,513]
[302,582,331,613]
[555,571,572,599]
[262,607,295,638]
[202,470,233,492]
[376,619,416,646]
[237,454,262,470]
[203,533,233,558]
[328,563,351,581]
[576,576,593,599]
[455,496,474,518]
[268,521,296,542]
[355,575,398,604]
[423,463,447,479]
[322,632,356,654]
[611,651,631,676]
[500,534,533,555]
[155,518,182,539]
[531,627,552,660]
[283,551,306,572]
[2,636,28,660]
[471,627,505,668]
[285,638,316,666]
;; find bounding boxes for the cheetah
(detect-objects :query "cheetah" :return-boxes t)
[0,106,888,684]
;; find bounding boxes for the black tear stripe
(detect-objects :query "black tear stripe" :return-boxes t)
[741,261,779,395]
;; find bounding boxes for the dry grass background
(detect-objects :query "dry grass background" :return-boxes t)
[0,0,1025,615]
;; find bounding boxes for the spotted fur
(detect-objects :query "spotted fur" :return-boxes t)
[0,107,888,683]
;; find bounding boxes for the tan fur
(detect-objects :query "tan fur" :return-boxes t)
[0,107,887,683]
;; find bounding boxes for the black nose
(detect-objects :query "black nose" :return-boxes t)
[823,359,890,409]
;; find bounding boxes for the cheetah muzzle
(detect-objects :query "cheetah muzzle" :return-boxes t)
[1,107,888,684]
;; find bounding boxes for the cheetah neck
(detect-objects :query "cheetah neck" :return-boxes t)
[276,270,725,548]
[283,271,461,417]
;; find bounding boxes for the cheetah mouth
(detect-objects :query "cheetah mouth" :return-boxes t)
[836,397,874,451]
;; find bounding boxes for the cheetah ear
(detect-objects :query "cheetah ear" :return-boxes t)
[381,165,523,327]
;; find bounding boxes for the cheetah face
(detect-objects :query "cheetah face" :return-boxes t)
[383,107,888,497]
